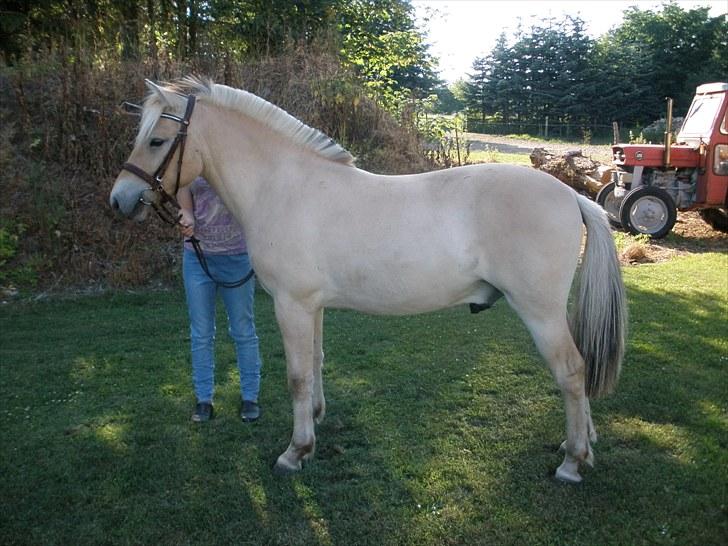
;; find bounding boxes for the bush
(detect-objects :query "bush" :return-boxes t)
[637,117,684,144]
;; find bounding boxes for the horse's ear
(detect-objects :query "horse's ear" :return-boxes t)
[144,79,171,105]
[119,101,143,116]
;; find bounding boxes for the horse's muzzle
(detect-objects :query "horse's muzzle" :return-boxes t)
[110,178,153,220]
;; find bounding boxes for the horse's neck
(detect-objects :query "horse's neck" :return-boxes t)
[198,105,277,224]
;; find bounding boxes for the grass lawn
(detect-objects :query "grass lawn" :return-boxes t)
[1,253,726,545]
[467,150,532,165]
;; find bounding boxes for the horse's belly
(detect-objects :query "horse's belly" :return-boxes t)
[324,271,489,315]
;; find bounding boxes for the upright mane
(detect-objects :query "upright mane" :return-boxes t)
[139,76,355,166]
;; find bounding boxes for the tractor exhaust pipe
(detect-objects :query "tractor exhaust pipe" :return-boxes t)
[664,97,673,167]
[612,121,620,145]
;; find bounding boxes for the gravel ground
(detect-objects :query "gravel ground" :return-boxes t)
[465,132,614,163]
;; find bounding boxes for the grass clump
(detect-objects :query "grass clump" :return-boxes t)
[614,232,652,264]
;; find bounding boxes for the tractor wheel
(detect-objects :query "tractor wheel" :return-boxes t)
[699,208,728,233]
[619,186,677,239]
[595,182,623,228]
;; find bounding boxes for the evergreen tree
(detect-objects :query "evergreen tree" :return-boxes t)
[464,55,491,122]
[609,2,727,118]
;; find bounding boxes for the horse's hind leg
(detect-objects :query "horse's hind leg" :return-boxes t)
[512,303,593,483]
[560,398,597,453]
[273,298,317,474]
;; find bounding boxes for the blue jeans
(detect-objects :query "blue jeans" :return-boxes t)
[183,249,261,404]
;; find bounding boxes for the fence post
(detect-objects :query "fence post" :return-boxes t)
[544,116,549,139]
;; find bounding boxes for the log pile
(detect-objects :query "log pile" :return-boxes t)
[529,147,612,198]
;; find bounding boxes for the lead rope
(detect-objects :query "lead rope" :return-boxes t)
[186,236,255,289]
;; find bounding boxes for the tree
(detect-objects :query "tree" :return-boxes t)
[464,17,597,133]
[464,55,491,121]
[461,4,726,136]
[609,2,727,119]
[432,79,466,114]
[337,0,439,105]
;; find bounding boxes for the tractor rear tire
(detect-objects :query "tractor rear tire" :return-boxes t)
[699,208,728,233]
[619,186,677,239]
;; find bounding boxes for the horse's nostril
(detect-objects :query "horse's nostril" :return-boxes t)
[110,197,119,211]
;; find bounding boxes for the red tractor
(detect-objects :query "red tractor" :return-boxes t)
[597,82,728,238]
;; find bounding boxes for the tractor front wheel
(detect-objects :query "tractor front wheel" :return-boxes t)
[596,182,623,228]
[619,186,677,239]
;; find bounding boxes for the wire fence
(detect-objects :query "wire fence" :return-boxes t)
[466,119,617,143]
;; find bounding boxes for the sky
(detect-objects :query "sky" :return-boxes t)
[411,0,727,83]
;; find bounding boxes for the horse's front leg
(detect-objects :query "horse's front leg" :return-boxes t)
[273,297,318,474]
[313,308,326,424]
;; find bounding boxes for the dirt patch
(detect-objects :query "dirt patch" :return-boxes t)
[657,211,728,252]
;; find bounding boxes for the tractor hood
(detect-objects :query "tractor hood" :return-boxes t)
[612,143,699,168]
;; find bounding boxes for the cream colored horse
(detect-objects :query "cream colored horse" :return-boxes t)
[110,78,627,483]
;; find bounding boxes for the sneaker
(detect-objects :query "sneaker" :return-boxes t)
[240,400,260,423]
[191,402,214,423]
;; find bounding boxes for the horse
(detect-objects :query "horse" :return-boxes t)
[110,77,627,483]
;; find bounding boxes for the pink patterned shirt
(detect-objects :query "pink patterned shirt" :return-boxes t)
[183,177,247,255]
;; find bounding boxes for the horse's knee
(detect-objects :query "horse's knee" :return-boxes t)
[288,371,314,397]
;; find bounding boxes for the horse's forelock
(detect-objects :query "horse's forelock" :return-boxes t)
[135,84,189,147]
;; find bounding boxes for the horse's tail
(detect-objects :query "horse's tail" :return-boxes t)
[572,194,627,398]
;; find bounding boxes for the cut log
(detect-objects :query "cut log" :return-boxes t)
[529,147,608,198]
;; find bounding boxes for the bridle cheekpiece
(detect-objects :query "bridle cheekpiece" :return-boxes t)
[121,94,197,224]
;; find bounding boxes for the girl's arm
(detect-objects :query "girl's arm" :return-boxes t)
[177,186,195,238]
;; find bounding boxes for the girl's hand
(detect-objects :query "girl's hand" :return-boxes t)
[178,209,195,238]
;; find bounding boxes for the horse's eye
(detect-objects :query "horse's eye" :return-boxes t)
[150,138,166,148]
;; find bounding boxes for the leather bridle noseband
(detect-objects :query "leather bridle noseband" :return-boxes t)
[121,94,197,224]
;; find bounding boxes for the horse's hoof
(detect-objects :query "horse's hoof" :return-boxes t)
[272,456,301,476]
[272,462,300,476]
[555,464,583,484]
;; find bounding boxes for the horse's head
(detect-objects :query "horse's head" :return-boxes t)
[110,80,203,222]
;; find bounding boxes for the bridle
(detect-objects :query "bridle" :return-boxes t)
[121,94,197,224]
[119,93,254,288]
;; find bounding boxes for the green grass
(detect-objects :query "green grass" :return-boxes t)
[1,253,726,545]
[467,149,532,165]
